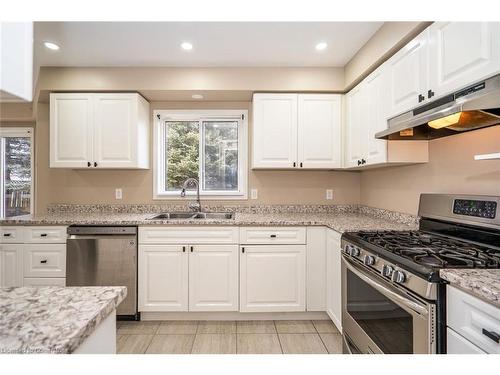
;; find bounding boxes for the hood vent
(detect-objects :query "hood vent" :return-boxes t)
[376,74,500,140]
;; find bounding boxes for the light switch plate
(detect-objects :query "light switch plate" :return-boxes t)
[115,188,123,200]
[251,189,258,200]
[326,189,333,200]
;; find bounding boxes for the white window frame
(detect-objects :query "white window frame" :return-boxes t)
[153,110,248,200]
[0,127,34,218]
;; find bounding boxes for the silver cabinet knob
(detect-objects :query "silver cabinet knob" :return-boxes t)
[381,265,394,277]
[391,270,406,283]
[363,255,375,266]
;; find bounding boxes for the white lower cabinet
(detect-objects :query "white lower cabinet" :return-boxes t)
[23,244,66,278]
[189,245,239,312]
[447,285,500,354]
[239,245,306,312]
[326,229,342,331]
[0,244,23,287]
[447,328,486,354]
[138,245,189,312]
[138,227,239,313]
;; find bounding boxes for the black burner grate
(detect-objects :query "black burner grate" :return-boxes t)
[354,231,500,269]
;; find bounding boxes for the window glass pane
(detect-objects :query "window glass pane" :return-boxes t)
[2,136,32,218]
[202,121,238,191]
[164,121,199,191]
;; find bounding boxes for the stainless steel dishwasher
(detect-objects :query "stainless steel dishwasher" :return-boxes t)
[66,226,138,318]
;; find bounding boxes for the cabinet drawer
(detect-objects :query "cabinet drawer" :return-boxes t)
[1,226,24,243]
[23,277,66,287]
[23,244,66,278]
[239,227,306,244]
[447,328,486,354]
[139,226,239,244]
[24,226,67,243]
[447,285,500,354]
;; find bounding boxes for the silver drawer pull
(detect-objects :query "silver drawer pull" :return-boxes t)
[40,260,48,264]
[482,329,500,343]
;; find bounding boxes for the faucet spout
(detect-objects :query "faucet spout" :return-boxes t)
[181,178,202,212]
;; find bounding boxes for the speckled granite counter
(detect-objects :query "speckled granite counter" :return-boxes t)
[1,206,418,233]
[0,286,126,354]
[440,269,500,308]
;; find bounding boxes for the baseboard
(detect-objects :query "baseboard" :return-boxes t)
[140,311,329,321]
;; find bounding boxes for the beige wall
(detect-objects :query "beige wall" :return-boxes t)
[34,101,360,213]
[344,22,431,89]
[360,126,500,215]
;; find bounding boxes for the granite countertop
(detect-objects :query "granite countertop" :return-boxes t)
[440,269,500,308]
[0,210,418,233]
[0,286,126,354]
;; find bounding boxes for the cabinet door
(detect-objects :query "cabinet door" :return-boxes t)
[93,94,138,168]
[344,84,365,168]
[363,68,388,166]
[429,22,500,98]
[326,230,342,332]
[386,30,429,118]
[50,93,93,168]
[252,94,298,168]
[447,328,486,354]
[189,245,238,311]
[138,245,188,312]
[297,94,342,168]
[240,245,306,312]
[0,244,23,287]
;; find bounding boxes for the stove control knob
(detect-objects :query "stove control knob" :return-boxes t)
[363,255,375,266]
[391,270,406,283]
[345,244,353,255]
[381,265,393,277]
[351,247,360,257]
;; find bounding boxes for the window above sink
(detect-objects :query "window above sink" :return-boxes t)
[153,110,248,200]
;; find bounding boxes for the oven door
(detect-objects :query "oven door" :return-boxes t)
[341,254,436,354]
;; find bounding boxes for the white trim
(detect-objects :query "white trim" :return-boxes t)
[153,110,248,200]
[140,311,329,321]
[0,127,34,219]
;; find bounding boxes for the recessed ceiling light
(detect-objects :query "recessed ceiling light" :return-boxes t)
[315,42,328,51]
[192,94,204,99]
[44,41,60,50]
[181,42,193,51]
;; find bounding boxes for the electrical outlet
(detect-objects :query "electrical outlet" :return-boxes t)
[115,188,123,200]
[326,189,333,200]
[251,189,258,200]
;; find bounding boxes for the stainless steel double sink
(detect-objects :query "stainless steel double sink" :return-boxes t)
[147,212,234,220]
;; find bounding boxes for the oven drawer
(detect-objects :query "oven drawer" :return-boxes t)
[24,226,67,243]
[1,226,24,243]
[447,285,500,354]
[239,227,306,244]
[23,244,66,278]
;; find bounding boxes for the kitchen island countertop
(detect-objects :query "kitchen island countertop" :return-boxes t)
[0,286,126,354]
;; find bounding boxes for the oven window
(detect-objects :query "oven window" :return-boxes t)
[347,269,413,353]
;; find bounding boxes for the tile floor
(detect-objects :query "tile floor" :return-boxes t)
[116,320,342,354]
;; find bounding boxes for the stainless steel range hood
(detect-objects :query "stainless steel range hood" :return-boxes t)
[376,74,500,140]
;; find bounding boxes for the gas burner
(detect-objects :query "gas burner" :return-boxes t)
[354,230,500,269]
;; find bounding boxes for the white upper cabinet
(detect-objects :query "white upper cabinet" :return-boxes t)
[252,93,342,169]
[344,84,366,168]
[50,93,150,169]
[50,94,94,168]
[364,67,389,165]
[428,22,500,98]
[386,29,429,118]
[297,94,342,168]
[252,93,298,168]
[0,22,33,102]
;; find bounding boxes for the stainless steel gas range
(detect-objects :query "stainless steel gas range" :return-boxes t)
[341,194,500,354]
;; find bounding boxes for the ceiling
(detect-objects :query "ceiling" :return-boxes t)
[34,22,383,68]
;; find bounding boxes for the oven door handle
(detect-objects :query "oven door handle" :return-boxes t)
[343,256,429,317]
